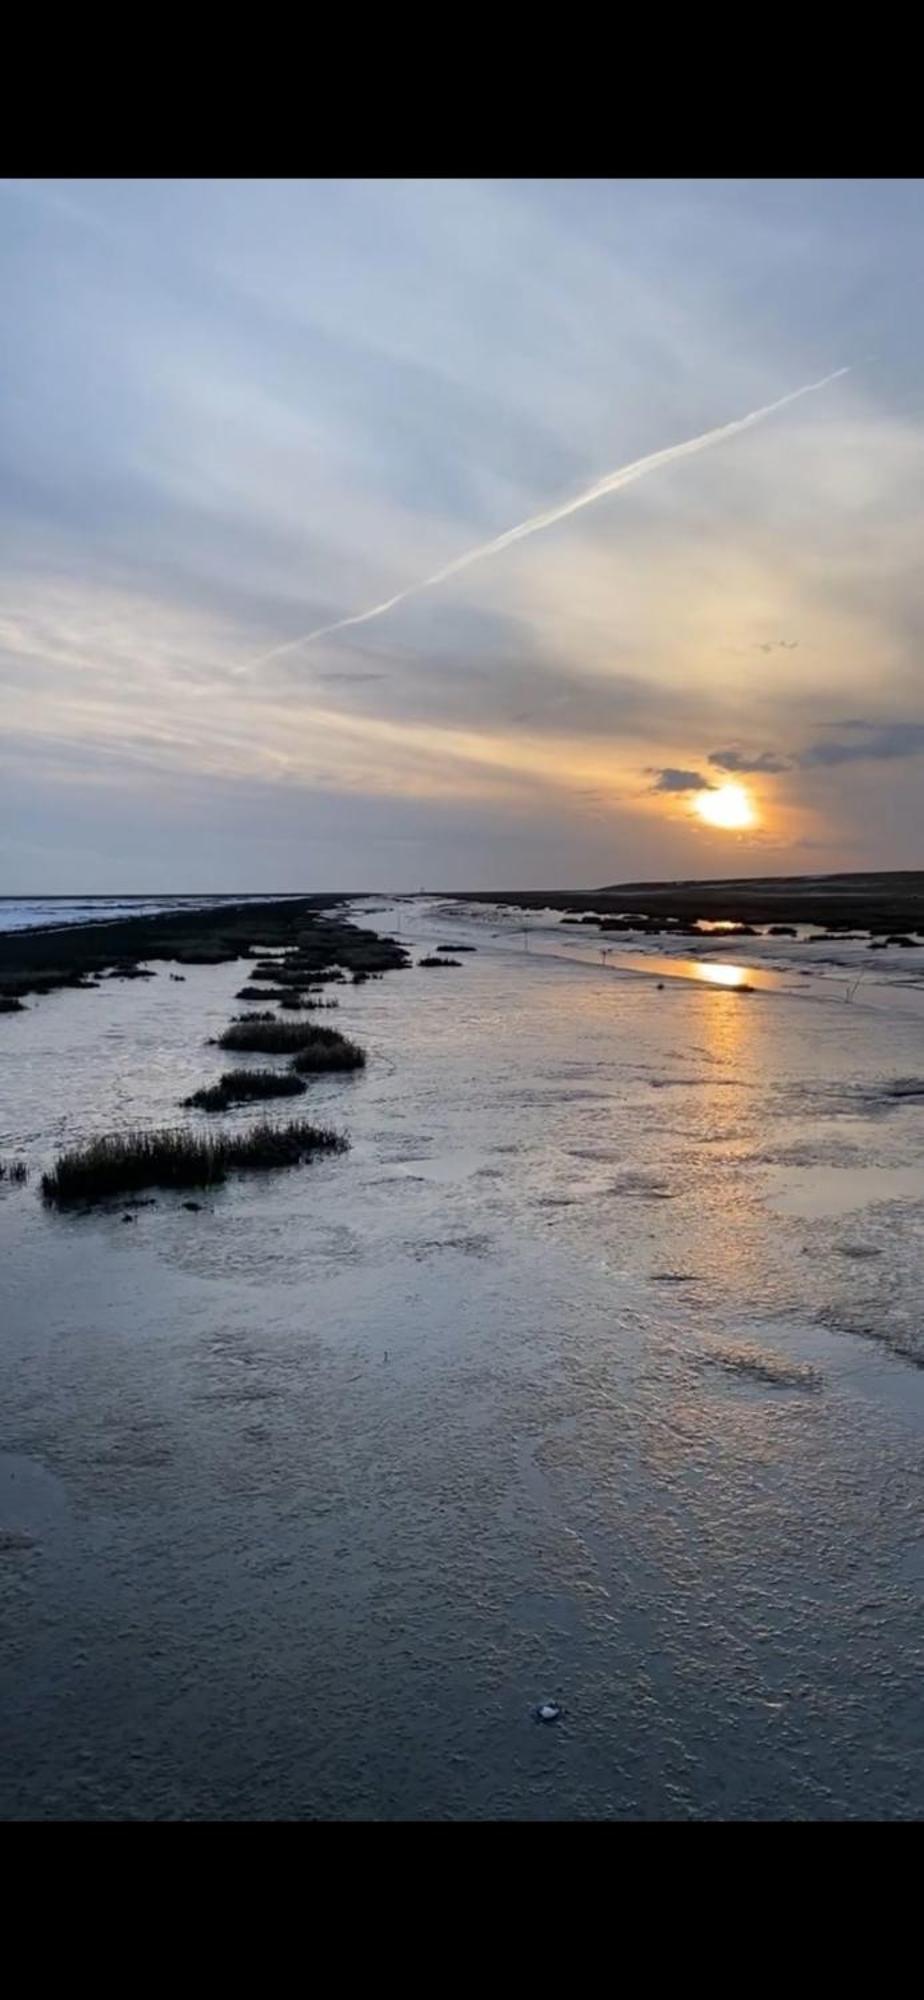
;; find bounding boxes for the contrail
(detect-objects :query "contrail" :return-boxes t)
[240,367,848,673]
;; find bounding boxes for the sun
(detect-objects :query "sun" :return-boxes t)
[693,781,756,831]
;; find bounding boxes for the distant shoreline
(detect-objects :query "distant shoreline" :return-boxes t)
[455,870,924,931]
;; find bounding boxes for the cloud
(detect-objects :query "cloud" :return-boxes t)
[314,670,386,685]
[2,177,924,886]
[709,747,791,773]
[648,767,714,794]
[800,722,924,767]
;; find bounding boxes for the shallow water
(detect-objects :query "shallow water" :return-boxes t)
[2,899,924,1818]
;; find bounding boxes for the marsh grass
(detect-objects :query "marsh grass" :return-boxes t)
[218,1018,338,1055]
[184,1069,308,1111]
[265,963,344,985]
[0,970,101,999]
[0,996,25,1012]
[41,1121,347,1203]
[419,955,460,967]
[289,1028,366,1074]
[0,1159,28,1183]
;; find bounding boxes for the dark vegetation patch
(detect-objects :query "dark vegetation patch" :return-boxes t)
[0,1160,29,1183]
[184,1069,308,1110]
[231,1010,276,1023]
[235,985,296,1001]
[0,969,102,1000]
[105,963,156,980]
[41,1121,347,1204]
[0,896,340,992]
[0,995,25,1012]
[216,1024,336,1056]
[462,874,924,932]
[437,944,476,952]
[290,1029,366,1074]
[419,955,460,967]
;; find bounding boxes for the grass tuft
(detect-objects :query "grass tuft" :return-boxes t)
[184,1068,308,1111]
[289,1028,366,1074]
[42,1121,347,1204]
[218,1018,335,1055]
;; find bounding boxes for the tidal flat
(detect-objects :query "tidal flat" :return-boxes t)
[2,895,924,1819]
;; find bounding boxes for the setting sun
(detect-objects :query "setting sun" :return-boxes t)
[693,781,756,831]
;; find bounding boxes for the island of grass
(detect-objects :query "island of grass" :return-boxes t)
[290,1029,366,1074]
[218,1019,366,1070]
[0,995,26,1012]
[419,955,460,967]
[184,1069,308,1111]
[41,1121,347,1204]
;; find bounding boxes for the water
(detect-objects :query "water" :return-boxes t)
[2,900,923,1818]
[0,895,304,935]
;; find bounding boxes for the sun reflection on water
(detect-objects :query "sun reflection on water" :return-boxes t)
[696,962,752,988]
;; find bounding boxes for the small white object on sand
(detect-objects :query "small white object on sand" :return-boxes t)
[535,1701,563,1724]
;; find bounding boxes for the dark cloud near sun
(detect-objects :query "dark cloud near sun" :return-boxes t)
[648,768,714,794]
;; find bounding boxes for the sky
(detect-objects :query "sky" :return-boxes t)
[2,177,923,892]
